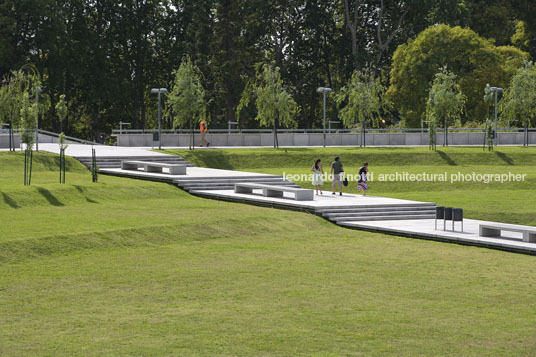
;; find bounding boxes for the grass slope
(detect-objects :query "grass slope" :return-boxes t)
[165,147,536,226]
[1,149,536,356]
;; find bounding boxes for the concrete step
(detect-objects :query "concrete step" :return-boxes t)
[173,175,281,182]
[180,181,300,190]
[323,207,436,218]
[323,210,435,218]
[175,177,288,185]
[185,186,236,191]
[336,214,436,222]
[318,204,436,215]
[325,210,436,219]
[75,155,192,169]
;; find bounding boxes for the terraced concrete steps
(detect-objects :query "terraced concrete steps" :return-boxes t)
[319,203,436,222]
[75,155,193,169]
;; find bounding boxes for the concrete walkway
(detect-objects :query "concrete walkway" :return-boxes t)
[37,143,536,255]
[38,143,171,157]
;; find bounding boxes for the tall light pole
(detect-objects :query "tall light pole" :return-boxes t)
[151,88,168,150]
[489,87,503,145]
[35,86,41,151]
[316,87,332,147]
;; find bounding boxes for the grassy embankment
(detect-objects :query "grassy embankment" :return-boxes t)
[1,148,535,356]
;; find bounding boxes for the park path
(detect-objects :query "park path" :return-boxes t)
[38,143,536,255]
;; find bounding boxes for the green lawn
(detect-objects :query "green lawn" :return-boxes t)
[1,148,536,356]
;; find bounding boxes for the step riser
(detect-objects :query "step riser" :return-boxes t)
[326,211,436,218]
[321,206,436,214]
[178,180,293,185]
[175,178,286,184]
[180,183,300,190]
[174,176,281,182]
[335,215,435,222]
[324,208,436,214]
[318,205,436,214]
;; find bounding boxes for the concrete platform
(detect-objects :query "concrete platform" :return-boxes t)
[100,166,280,181]
[339,219,536,254]
[38,143,171,157]
[192,188,431,210]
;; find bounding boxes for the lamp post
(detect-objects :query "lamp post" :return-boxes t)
[119,121,131,135]
[35,86,41,151]
[316,87,332,147]
[328,120,340,133]
[151,88,168,150]
[489,87,503,145]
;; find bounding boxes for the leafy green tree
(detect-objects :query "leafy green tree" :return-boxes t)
[167,56,207,149]
[20,92,37,185]
[483,83,496,150]
[388,24,527,127]
[57,132,69,184]
[237,63,298,148]
[0,70,28,151]
[335,70,387,146]
[500,62,536,130]
[56,94,68,183]
[425,67,466,150]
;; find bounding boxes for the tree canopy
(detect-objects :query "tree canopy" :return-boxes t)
[166,57,207,130]
[500,61,536,128]
[387,24,528,127]
[237,63,298,147]
[425,67,466,150]
[335,70,387,129]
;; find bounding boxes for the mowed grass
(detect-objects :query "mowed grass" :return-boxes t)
[166,146,536,226]
[1,148,536,356]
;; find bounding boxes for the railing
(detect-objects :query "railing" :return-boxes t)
[111,127,536,135]
[37,129,102,145]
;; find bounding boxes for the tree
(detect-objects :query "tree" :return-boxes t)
[483,84,495,150]
[335,70,387,147]
[387,24,528,127]
[500,62,536,131]
[237,63,298,148]
[0,70,28,151]
[56,94,68,183]
[425,67,466,150]
[20,92,37,185]
[166,56,207,150]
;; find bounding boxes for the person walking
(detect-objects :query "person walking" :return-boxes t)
[357,162,369,196]
[200,119,209,147]
[311,159,324,195]
[331,156,344,196]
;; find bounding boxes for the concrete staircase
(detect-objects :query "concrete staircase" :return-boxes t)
[318,203,436,223]
[177,175,300,192]
[75,155,194,169]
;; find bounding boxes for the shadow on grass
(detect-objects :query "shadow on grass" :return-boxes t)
[74,185,98,204]
[494,151,515,165]
[436,150,456,166]
[2,192,20,209]
[37,187,64,206]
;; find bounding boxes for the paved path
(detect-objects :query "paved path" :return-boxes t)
[38,143,536,255]
[38,143,171,157]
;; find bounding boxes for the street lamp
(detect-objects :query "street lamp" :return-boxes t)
[119,121,131,135]
[151,88,168,150]
[316,87,333,147]
[35,86,41,151]
[489,87,503,145]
